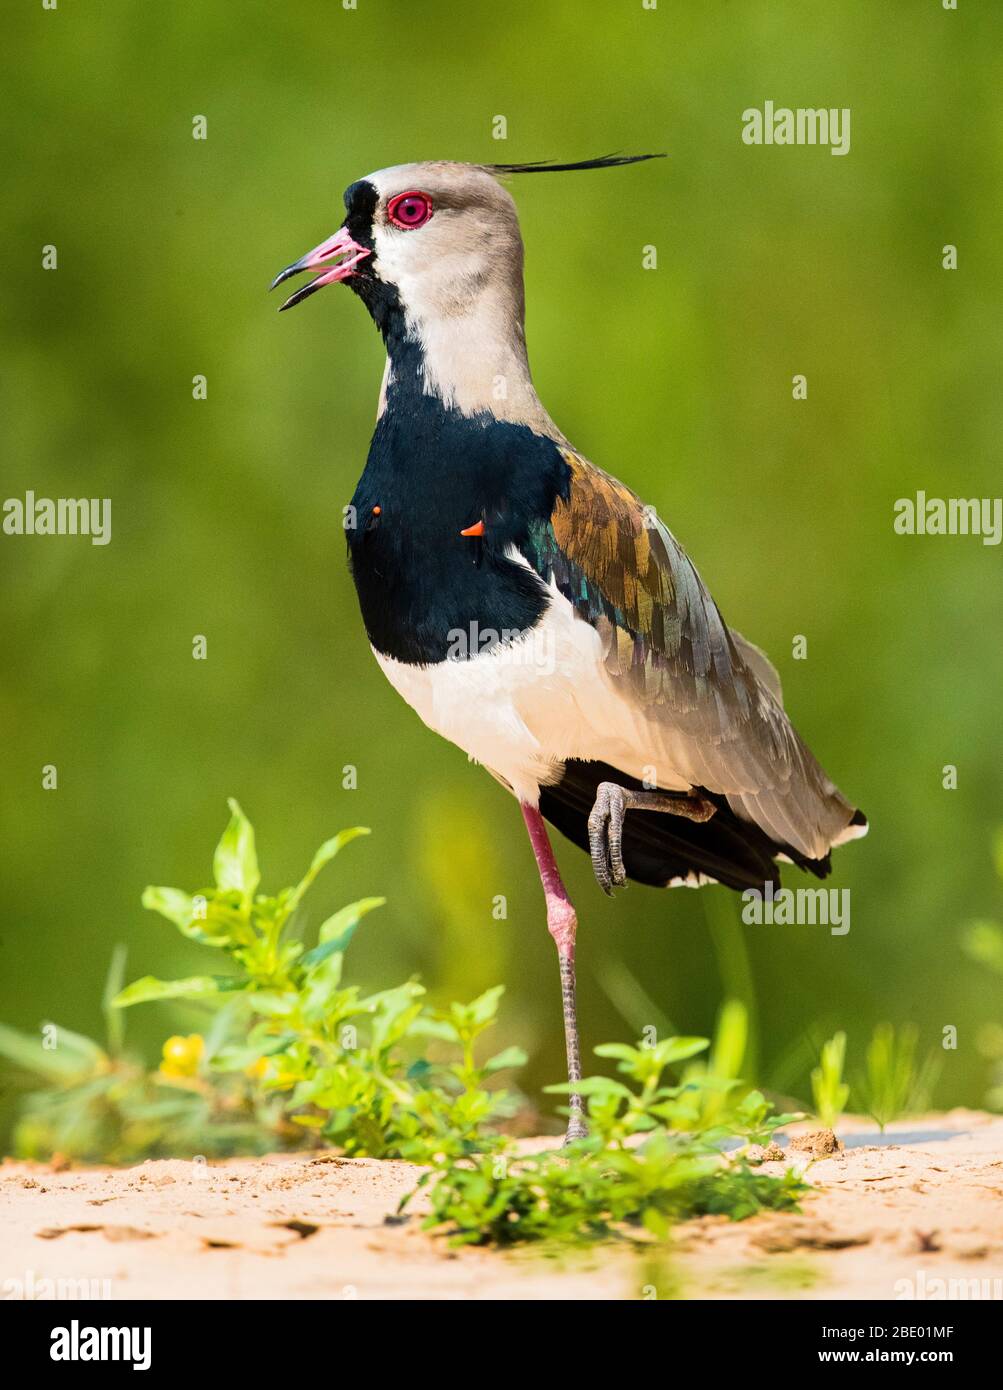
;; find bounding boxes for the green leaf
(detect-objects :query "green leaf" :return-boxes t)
[409,1017,461,1043]
[112,975,220,1008]
[654,1037,710,1066]
[209,1045,259,1073]
[142,886,233,945]
[212,799,260,899]
[641,1206,671,1240]
[962,920,1003,975]
[708,1001,747,1082]
[299,939,343,970]
[211,975,247,993]
[102,944,129,1055]
[318,900,386,945]
[483,1046,528,1074]
[141,885,196,929]
[367,983,426,1050]
[300,956,345,1013]
[0,1022,105,1082]
[212,1032,296,1072]
[291,827,370,906]
[47,1025,109,1069]
[466,985,505,1027]
[544,1076,634,1098]
[310,896,386,958]
[594,1043,641,1062]
[245,992,298,1017]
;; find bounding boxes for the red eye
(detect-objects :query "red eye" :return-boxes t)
[387,191,433,230]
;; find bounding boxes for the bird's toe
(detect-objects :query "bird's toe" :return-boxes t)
[587,798,614,893]
[607,800,628,887]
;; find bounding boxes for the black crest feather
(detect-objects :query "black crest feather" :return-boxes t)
[488,152,666,175]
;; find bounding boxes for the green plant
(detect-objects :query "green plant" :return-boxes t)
[0,950,286,1163]
[959,831,1003,980]
[112,800,525,1161]
[4,801,809,1249]
[960,831,1003,1111]
[677,998,750,1130]
[852,1023,940,1131]
[811,1031,850,1129]
[406,1033,805,1245]
[962,920,1003,976]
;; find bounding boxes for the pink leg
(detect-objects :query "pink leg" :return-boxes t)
[521,802,588,1142]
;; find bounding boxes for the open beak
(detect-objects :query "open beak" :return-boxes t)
[269,226,373,311]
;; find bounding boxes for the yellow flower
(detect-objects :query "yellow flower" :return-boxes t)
[159,1033,204,1078]
[245,1056,270,1081]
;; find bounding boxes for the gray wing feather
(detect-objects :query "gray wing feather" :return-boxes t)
[538,463,860,859]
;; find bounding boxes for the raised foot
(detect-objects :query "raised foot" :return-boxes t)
[587,781,717,895]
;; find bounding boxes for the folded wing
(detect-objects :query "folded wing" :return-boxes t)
[521,451,864,861]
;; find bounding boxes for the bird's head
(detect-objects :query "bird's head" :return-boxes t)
[271,154,663,417]
[271,161,526,330]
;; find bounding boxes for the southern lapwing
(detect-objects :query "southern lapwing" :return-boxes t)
[272,156,867,1141]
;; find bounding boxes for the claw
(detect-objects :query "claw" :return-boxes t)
[587,786,615,895]
[588,782,628,895]
[606,787,628,887]
[587,782,718,894]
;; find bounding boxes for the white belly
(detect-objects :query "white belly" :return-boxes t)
[372,579,690,803]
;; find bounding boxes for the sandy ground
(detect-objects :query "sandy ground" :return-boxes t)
[1,1111,1001,1301]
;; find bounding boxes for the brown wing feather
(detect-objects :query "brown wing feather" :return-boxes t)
[530,452,862,859]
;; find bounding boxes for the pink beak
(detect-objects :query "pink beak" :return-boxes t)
[270,226,373,311]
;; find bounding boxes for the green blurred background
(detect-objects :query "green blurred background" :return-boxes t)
[2,1,1001,1143]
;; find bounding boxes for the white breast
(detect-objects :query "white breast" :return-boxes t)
[371,569,692,805]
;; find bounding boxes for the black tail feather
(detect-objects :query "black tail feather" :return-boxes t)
[538,760,831,893]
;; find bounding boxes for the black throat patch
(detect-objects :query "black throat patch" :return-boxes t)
[346,335,570,665]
